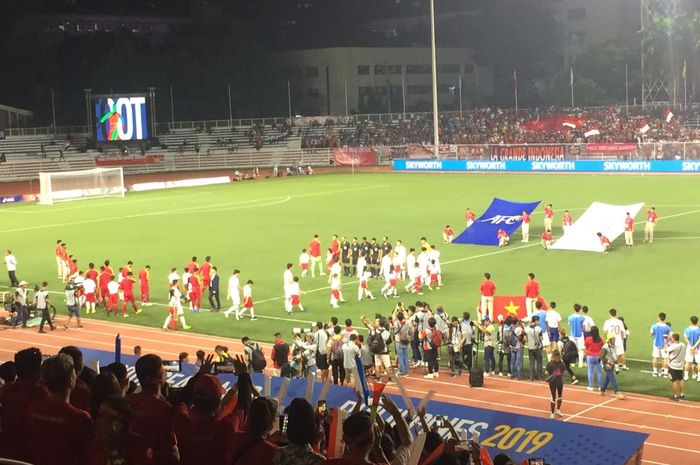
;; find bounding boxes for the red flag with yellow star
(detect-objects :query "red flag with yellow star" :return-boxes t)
[480,296,548,321]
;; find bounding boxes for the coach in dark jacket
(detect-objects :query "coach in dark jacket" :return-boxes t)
[208,266,221,311]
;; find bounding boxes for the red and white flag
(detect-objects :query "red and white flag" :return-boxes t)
[638,121,650,134]
[664,109,674,123]
[584,127,600,138]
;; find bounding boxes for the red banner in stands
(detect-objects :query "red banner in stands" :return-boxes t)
[490,145,565,161]
[585,143,638,153]
[333,147,376,165]
[95,155,165,166]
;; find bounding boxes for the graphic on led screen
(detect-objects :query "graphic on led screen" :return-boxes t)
[95,96,149,142]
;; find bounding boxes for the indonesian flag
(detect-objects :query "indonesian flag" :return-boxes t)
[562,121,577,129]
[584,127,600,138]
[638,121,650,134]
[664,109,674,123]
[480,295,548,321]
[480,446,494,465]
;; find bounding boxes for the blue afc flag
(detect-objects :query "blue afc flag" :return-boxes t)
[453,198,541,246]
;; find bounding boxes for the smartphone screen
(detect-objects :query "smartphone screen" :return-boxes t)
[162,360,182,373]
[527,459,545,465]
[279,414,289,433]
[317,400,327,413]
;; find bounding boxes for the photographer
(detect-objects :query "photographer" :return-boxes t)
[12,281,29,328]
[448,317,466,376]
[460,312,475,371]
[391,305,412,377]
[64,281,83,329]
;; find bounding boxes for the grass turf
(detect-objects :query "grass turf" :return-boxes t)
[2,172,700,400]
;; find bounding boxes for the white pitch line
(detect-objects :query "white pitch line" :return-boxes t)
[563,397,617,422]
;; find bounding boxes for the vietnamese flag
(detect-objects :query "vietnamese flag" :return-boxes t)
[480,295,548,321]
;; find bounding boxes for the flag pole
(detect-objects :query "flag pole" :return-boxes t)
[513,70,518,115]
[401,71,406,117]
[458,73,463,117]
[429,0,440,159]
[287,80,292,123]
[684,60,688,111]
[169,85,175,127]
[344,79,349,117]
[227,82,233,126]
[570,67,574,108]
[625,63,629,115]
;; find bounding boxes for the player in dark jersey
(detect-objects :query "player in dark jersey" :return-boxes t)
[350,237,361,277]
[340,236,351,277]
[381,236,392,257]
[370,238,381,277]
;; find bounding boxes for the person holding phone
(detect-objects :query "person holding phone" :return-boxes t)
[545,350,566,419]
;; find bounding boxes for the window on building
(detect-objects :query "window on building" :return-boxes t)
[406,64,430,74]
[567,8,586,20]
[305,67,319,77]
[358,86,373,96]
[437,64,460,73]
[307,88,319,98]
[375,65,387,75]
[374,86,388,95]
[357,65,370,75]
[407,85,431,95]
[568,31,586,46]
[387,65,402,74]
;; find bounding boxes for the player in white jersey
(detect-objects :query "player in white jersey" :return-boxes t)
[83,277,97,314]
[395,241,407,279]
[405,258,417,292]
[603,308,629,370]
[163,280,191,330]
[416,248,430,285]
[330,274,341,308]
[379,253,392,280]
[168,268,180,286]
[287,277,304,313]
[299,249,310,277]
[223,269,242,319]
[356,254,367,279]
[380,268,398,298]
[428,247,442,286]
[182,268,192,308]
[238,280,256,320]
[358,270,375,301]
[283,263,294,313]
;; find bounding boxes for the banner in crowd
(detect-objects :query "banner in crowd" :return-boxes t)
[78,347,647,465]
[393,159,700,173]
[95,154,164,166]
[333,147,376,166]
[585,143,638,154]
[520,116,586,132]
[490,145,566,161]
[452,198,541,246]
[550,202,645,253]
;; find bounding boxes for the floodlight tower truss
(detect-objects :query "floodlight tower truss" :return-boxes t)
[641,0,678,105]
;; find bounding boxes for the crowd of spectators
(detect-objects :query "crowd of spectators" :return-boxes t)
[0,342,537,465]
[300,106,700,148]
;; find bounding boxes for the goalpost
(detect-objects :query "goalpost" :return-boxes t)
[39,167,125,205]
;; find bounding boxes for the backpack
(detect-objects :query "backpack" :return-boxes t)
[508,326,521,349]
[369,331,387,354]
[250,344,267,372]
[562,337,578,363]
[331,338,344,360]
[430,329,443,349]
[397,321,411,344]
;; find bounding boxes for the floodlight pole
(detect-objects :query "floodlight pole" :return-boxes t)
[430,0,440,159]
[84,89,93,140]
[227,82,233,126]
[50,88,57,133]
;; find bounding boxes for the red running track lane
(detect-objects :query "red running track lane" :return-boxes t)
[1,317,697,465]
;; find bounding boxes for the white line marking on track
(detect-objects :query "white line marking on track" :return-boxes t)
[563,397,617,422]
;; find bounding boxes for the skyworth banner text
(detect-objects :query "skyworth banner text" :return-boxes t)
[393,159,700,173]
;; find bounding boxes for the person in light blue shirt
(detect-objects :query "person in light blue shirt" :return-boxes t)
[532,300,548,353]
[568,303,586,367]
[683,315,700,381]
[650,312,671,377]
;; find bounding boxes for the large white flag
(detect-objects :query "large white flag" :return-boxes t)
[550,202,645,253]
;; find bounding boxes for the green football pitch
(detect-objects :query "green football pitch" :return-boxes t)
[2,172,700,399]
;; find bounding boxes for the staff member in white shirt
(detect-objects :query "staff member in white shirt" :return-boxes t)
[4,249,19,287]
[14,280,29,328]
[667,333,686,401]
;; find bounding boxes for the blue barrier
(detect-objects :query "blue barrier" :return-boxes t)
[393,158,700,173]
[81,347,647,464]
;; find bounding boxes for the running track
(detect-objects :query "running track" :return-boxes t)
[1,319,697,465]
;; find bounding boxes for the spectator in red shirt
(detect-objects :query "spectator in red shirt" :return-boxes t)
[174,355,254,465]
[28,354,97,465]
[585,326,605,392]
[524,272,540,317]
[126,354,180,465]
[322,412,389,465]
[59,346,92,412]
[271,332,290,376]
[230,397,278,465]
[0,347,48,461]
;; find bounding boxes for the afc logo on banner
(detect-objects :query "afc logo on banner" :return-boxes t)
[480,215,521,225]
[95,96,149,142]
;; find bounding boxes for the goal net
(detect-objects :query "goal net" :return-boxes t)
[39,167,125,205]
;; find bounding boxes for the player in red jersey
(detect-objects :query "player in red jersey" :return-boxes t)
[59,244,69,282]
[120,271,141,317]
[524,272,540,316]
[442,225,454,244]
[188,269,203,312]
[84,262,98,284]
[200,256,212,289]
[465,208,476,227]
[544,204,554,231]
[541,229,553,249]
[308,234,324,278]
[520,210,531,242]
[562,210,573,233]
[187,256,198,274]
[480,272,496,320]
[644,207,658,243]
[98,266,110,307]
[103,259,114,277]
[54,239,63,278]
[138,265,151,306]
[597,232,611,253]
[66,256,79,282]
[624,212,635,247]
[330,234,340,262]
